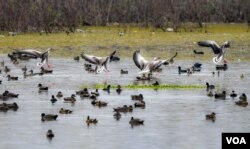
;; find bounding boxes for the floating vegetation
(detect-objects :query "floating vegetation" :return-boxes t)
[81,84,205,90]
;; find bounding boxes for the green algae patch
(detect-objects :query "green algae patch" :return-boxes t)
[81,84,205,90]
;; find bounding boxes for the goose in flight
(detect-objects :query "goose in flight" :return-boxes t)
[13,48,51,67]
[197,40,230,64]
[81,51,116,73]
[133,50,177,75]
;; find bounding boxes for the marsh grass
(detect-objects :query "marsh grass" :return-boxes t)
[0,23,249,61]
[81,84,205,90]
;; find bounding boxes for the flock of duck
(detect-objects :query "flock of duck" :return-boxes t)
[0,40,248,140]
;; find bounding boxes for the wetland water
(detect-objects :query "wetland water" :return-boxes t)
[0,56,249,149]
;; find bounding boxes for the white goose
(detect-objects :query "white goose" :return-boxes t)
[133,50,177,75]
[197,40,230,64]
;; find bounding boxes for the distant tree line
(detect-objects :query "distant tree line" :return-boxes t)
[0,0,249,33]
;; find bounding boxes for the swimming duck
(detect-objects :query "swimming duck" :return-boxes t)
[240,74,244,79]
[46,130,54,139]
[239,93,247,101]
[38,83,48,91]
[56,91,63,98]
[230,90,237,98]
[50,95,57,104]
[206,82,215,90]
[3,90,19,98]
[235,99,248,107]
[178,66,187,74]
[152,81,159,86]
[116,85,122,94]
[113,111,121,121]
[193,50,204,55]
[216,64,228,71]
[59,108,73,114]
[64,94,76,103]
[103,85,111,93]
[86,116,98,125]
[6,102,18,111]
[110,55,120,62]
[41,113,58,121]
[207,91,214,97]
[206,112,216,121]
[214,91,226,99]
[4,66,10,73]
[136,73,152,81]
[30,70,44,76]
[113,105,133,113]
[91,100,108,107]
[131,94,143,101]
[21,66,27,72]
[120,69,128,74]
[7,75,18,81]
[91,89,99,96]
[129,117,144,127]
[134,100,146,108]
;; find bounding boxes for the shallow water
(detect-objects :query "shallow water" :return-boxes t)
[0,56,250,149]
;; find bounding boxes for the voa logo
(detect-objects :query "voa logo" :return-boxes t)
[226,137,246,144]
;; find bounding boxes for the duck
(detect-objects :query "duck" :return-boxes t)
[113,105,133,113]
[136,73,152,81]
[152,81,159,86]
[6,102,18,111]
[3,90,19,98]
[91,100,108,107]
[110,55,120,62]
[120,69,128,74]
[46,130,54,139]
[131,94,143,101]
[103,85,111,93]
[40,67,53,74]
[64,94,76,103]
[4,66,10,73]
[74,56,80,61]
[7,75,18,81]
[193,62,202,68]
[235,97,248,107]
[86,116,98,125]
[50,95,57,104]
[191,66,201,72]
[214,91,226,99]
[38,83,48,91]
[207,91,214,97]
[59,108,73,114]
[230,90,237,98]
[216,64,228,71]
[29,70,44,76]
[178,66,187,74]
[240,74,244,79]
[116,85,122,94]
[193,50,204,55]
[129,117,144,126]
[91,89,99,96]
[41,113,58,121]
[206,112,216,121]
[206,82,215,90]
[134,100,146,108]
[239,93,247,101]
[56,91,63,98]
[113,111,121,121]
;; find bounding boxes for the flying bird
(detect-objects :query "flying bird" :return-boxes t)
[197,40,230,64]
[133,50,177,75]
[81,51,116,73]
[13,48,51,67]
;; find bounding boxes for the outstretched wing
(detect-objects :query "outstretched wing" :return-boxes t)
[197,40,221,54]
[14,49,42,58]
[133,50,148,70]
[81,53,100,65]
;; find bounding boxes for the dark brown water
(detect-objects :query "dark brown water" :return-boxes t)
[0,56,249,149]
